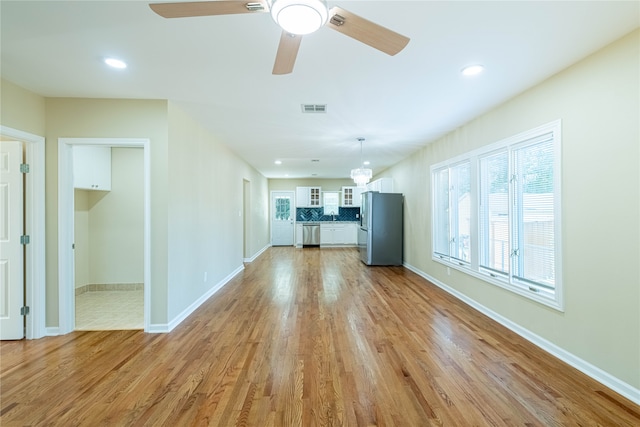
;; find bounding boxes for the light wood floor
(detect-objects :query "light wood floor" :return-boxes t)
[2,247,638,426]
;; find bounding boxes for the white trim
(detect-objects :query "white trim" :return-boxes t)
[403,262,640,406]
[149,264,244,333]
[243,244,270,263]
[58,138,151,334]
[0,126,46,339]
[270,190,296,246]
[45,327,60,336]
[430,119,563,310]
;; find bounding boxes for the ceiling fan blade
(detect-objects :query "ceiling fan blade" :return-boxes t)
[272,31,302,75]
[326,6,409,56]
[149,1,268,18]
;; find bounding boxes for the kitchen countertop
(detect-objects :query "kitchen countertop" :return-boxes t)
[297,221,359,224]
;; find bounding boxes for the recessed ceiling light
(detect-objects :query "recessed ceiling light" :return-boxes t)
[104,57,127,69]
[461,64,484,76]
[274,160,282,165]
[363,161,370,165]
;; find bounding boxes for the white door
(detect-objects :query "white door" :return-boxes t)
[271,191,294,246]
[0,141,24,340]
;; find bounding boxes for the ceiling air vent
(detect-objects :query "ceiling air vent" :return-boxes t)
[301,104,327,113]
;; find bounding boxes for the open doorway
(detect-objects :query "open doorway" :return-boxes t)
[243,179,251,260]
[74,147,144,330]
[58,138,151,335]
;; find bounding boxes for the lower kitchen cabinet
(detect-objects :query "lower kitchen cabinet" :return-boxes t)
[320,223,358,246]
[295,224,303,247]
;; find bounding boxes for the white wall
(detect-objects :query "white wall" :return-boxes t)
[44,98,170,326]
[385,29,640,392]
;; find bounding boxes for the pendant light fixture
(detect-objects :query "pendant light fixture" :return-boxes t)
[350,137,372,188]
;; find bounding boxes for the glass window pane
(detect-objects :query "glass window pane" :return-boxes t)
[275,197,290,220]
[450,162,471,263]
[479,151,510,275]
[513,138,555,288]
[433,168,450,257]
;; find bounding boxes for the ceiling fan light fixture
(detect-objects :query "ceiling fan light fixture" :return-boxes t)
[461,64,485,76]
[270,0,328,35]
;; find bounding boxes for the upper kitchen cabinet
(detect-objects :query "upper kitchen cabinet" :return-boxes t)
[342,186,364,207]
[73,145,111,191]
[366,177,393,193]
[296,186,322,207]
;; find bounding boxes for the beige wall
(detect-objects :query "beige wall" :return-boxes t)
[44,98,170,325]
[166,102,269,321]
[1,89,270,329]
[74,148,144,288]
[269,178,354,193]
[385,29,640,389]
[0,79,46,136]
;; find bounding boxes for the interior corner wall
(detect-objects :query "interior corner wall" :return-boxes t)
[386,29,640,390]
[0,78,46,136]
[45,98,170,327]
[166,102,269,324]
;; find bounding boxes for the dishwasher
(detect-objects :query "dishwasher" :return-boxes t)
[302,224,320,247]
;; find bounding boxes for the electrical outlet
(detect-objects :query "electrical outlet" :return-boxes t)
[204,272,208,282]
[447,267,451,276]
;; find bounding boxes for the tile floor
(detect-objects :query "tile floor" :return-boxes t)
[75,290,143,330]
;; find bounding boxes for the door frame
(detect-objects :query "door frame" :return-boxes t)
[0,125,46,339]
[270,190,295,246]
[58,138,151,334]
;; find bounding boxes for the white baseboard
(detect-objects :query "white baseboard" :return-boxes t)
[243,244,270,263]
[45,327,60,336]
[403,262,640,405]
[148,264,245,334]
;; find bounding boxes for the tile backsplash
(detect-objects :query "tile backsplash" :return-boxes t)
[297,207,360,222]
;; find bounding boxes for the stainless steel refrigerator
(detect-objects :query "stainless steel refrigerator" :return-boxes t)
[358,191,403,265]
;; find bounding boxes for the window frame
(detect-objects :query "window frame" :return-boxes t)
[431,120,563,311]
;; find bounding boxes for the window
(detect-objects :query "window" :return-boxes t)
[323,192,339,216]
[275,196,291,220]
[433,161,471,265]
[431,120,562,309]
[479,150,510,276]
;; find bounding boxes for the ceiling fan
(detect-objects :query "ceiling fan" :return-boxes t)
[149,0,410,75]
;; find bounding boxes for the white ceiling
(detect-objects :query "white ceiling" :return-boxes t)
[2,1,638,179]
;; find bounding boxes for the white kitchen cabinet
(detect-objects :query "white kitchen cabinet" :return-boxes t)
[320,223,358,246]
[295,186,322,207]
[295,224,303,248]
[366,177,393,193]
[342,186,364,207]
[341,187,366,208]
[321,223,343,245]
[73,145,111,191]
[344,223,358,244]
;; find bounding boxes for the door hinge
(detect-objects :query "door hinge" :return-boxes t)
[20,306,30,316]
[20,163,30,173]
[20,235,30,245]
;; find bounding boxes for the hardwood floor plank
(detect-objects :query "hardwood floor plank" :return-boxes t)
[2,247,638,426]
